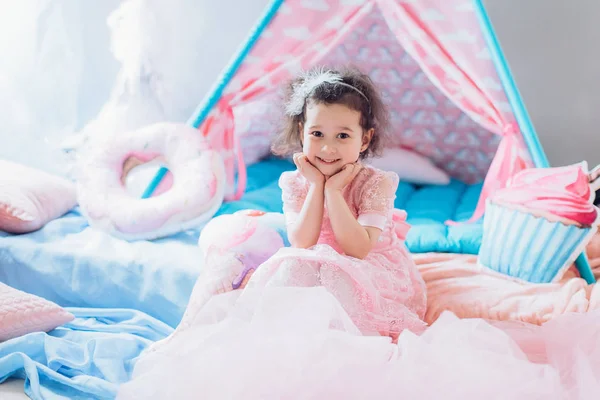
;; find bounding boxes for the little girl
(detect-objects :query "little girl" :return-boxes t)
[246,66,428,337]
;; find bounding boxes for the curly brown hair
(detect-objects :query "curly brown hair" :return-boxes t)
[271,66,390,160]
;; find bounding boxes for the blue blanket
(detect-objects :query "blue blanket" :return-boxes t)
[0,308,171,399]
[0,157,483,398]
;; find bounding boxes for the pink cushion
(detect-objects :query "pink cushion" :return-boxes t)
[0,282,74,342]
[0,159,76,233]
[367,147,451,185]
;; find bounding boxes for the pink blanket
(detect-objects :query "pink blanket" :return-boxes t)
[418,229,600,325]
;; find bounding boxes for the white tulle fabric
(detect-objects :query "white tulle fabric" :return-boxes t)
[117,285,600,399]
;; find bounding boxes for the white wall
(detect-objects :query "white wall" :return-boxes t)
[0,0,121,175]
[0,0,270,176]
[484,0,600,168]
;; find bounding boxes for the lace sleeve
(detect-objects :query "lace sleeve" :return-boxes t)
[357,170,399,230]
[279,171,307,227]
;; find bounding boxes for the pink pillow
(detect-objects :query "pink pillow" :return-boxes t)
[367,147,450,185]
[0,159,76,233]
[0,282,74,342]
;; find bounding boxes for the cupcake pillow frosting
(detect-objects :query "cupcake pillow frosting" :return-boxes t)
[492,163,598,227]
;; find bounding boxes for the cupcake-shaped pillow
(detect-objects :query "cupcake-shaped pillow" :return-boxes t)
[478,162,600,283]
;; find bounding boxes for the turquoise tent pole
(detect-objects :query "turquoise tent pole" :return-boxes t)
[472,0,595,284]
[141,0,285,199]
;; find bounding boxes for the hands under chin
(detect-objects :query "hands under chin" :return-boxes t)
[325,163,362,193]
[293,153,325,186]
[293,153,362,192]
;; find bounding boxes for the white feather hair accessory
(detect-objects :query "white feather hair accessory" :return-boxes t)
[285,68,369,116]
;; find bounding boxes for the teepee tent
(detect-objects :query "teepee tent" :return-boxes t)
[144,0,593,280]
[151,0,547,210]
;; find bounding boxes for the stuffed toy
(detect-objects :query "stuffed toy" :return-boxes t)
[198,209,288,290]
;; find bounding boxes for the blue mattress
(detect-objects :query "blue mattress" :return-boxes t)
[0,157,483,328]
[219,158,484,254]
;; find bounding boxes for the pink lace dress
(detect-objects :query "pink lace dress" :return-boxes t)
[246,166,427,336]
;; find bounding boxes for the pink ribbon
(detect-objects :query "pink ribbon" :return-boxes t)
[447,123,526,225]
[393,209,411,240]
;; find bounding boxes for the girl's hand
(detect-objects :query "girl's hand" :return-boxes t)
[293,153,324,186]
[325,163,362,192]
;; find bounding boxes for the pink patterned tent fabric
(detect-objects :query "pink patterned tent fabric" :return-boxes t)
[202,0,532,222]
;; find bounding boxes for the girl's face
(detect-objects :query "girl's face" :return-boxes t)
[300,102,373,177]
